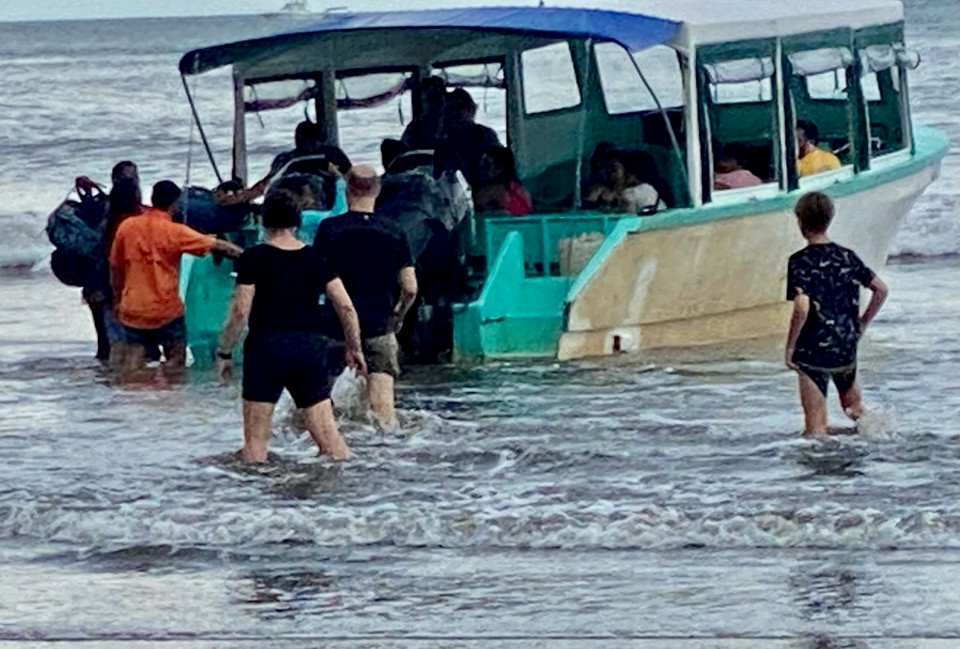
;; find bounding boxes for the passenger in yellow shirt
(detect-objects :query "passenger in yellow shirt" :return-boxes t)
[796,120,842,177]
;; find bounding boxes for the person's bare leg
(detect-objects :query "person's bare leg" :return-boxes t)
[115,343,148,384]
[839,379,866,423]
[367,372,399,431]
[797,372,828,437]
[302,399,351,460]
[163,340,187,368]
[242,400,274,463]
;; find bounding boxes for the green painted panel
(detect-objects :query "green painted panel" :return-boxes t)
[181,254,237,368]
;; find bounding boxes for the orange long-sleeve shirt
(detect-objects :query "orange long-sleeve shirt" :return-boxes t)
[110,208,215,329]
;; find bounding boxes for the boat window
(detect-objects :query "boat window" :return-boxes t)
[243,79,325,181]
[861,72,881,102]
[521,42,581,114]
[705,57,774,104]
[862,68,904,156]
[334,71,414,166]
[595,43,683,114]
[806,70,848,101]
[702,55,781,195]
[432,63,507,144]
[856,43,917,158]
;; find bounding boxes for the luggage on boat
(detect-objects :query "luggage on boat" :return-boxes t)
[46,178,109,286]
[179,186,250,235]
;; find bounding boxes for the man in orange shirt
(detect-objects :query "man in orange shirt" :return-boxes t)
[110,181,242,374]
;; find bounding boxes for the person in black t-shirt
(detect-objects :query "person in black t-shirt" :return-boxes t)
[314,164,418,431]
[216,192,366,463]
[785,192,889,437]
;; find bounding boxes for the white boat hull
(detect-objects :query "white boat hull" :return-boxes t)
[558,162,940,360]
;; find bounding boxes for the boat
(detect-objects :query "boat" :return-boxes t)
[261,2,348,20]
[177,2,948,365]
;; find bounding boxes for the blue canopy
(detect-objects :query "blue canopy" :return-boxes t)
[180,7,680,76]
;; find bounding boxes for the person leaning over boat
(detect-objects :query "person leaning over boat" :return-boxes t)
[796,120,841,177]
[216,191,365,463]
[110,181,242,377]
[313,164,418,431]
[214,120,350,206]
[268,169,348,243]
[784,192,889,437]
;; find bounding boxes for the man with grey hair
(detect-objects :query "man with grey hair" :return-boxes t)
[314,164,418,430]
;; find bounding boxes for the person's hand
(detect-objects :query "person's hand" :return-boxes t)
[387,312,403,334]
[216,357,234,384]
[327,161,343,178]
[785,347,798,371]
[345,345,367,376]
[858,318,869,337]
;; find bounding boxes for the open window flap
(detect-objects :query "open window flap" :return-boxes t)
[703,57,774,84]
[860,43,921,74]
[245,81,319,113]
[788,47,854,76]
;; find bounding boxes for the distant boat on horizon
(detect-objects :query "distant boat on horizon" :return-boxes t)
[262,1,348,19]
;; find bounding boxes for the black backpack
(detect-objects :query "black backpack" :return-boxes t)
[46,179,108,287]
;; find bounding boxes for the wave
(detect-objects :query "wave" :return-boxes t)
[2,500,957,554]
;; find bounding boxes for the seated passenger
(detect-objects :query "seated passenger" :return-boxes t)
[714,143,763,190]
[400,76,447,151]
[472,147,532,216]
[268,171,347,244]
[796,120,841,177]
[435,88,502,187]
[585,152,664,215]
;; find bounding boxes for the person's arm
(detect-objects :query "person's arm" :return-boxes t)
[390,266,419,333]
[859,275,889,334]
[173,224,243,258]
[785,292,810,370]
[216,283,254,383]
[326,277,367,375]
[211,238,244,258]
[108,227,126,306]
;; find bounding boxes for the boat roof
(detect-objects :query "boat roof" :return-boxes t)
[180,2,904,81]
[180,7,680,79]
[611,0,904,49]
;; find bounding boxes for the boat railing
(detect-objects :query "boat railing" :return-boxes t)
[479,212,626,277]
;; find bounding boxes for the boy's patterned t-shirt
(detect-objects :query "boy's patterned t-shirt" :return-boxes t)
[786,242,875,369]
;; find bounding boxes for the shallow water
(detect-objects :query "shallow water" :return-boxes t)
[1,2,959,645]
[1,258,958,645]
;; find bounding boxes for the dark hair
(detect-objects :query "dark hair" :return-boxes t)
[261,191,302,230]
[796,119,819,142]
[794,191,834,234]
[719,143,748,164]
[109,178,142,218]
[267,173,325,209]
[422,76,446,94]
[294,120,322,150]
[446,88,477,118]
[111,160,138,184]
[151,180,182,210]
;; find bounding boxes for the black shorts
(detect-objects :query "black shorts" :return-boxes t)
[243,332,333,409]
[796,363,858,397]
[121,316,186,349]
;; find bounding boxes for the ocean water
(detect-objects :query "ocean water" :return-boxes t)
[0,3,958,646]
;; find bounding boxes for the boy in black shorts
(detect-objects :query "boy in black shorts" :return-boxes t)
[785,192,889,437]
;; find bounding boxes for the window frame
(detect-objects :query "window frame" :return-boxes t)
[519,40,584,117]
